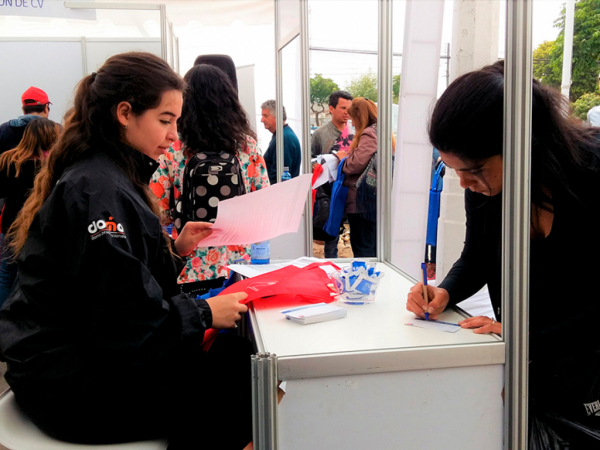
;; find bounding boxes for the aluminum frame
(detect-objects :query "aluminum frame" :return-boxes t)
[64,1,173,65]
[503,1,533,448]
[377,0,393,263]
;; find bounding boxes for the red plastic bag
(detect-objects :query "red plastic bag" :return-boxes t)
[218,262,340,303]
[201,262,340,350]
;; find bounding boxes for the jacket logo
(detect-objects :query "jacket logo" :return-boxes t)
[584,400,600,416]
[88,216,126,240]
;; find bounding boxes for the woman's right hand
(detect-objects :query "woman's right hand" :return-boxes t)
[206,292,248,329]
[406,283,450,320]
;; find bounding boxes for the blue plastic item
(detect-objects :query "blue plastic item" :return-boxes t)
[324,158,349,237]
[282,166,292,182]
[426,162,445,246]
[251,241,270,265]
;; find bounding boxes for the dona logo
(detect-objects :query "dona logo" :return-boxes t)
[88,216,125,236]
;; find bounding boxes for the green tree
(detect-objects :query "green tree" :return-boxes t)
[346,69,378,102]
[310,74,339,127]
[392,74,401,104]
[538,0,600,101]
[572,92,600,120]
[533,40,560,87]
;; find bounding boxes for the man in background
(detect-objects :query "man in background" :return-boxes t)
[311,90,353,157]
[311,91,354,258]
[0,86,52,154]
[261,100,301,185]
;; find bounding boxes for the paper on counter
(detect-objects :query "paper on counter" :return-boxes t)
[198,174,312,247]
[227,257,323,278]
[405,318,461,333]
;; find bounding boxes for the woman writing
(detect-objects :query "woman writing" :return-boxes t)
[335,97,378,257]
[406,61,600,446]
[0,118,59,306]
[0,52,252,449]
[151,63,269,296]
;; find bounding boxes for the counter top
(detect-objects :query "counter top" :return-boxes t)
[249,263,504,380]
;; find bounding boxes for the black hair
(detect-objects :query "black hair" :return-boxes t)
[429,60,600,211]
[22,104,47,115]
[329,90,353,108]
[193,54,238,93]
[179,64,255,155]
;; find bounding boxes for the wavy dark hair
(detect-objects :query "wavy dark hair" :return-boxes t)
[178,64,255,156]
[429,60,600,212]
[0,118,60,177]
[9,52,184,254]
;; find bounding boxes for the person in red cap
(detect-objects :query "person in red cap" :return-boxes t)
[0,86,52,155]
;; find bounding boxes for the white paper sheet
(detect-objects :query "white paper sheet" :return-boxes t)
[198,174,312,247]
[227,257,323,278]
[312,154,339,189]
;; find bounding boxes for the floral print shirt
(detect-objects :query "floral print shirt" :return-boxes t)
[150,137,270,284]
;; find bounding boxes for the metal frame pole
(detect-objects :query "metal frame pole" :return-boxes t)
[377,0,393,262]
[274,0,284,185]
[300,0,313,256]
[159,4,167,61]
[503,0,533,448]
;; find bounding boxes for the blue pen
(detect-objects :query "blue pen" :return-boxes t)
[421,263,429,321]
[415,318,461,327]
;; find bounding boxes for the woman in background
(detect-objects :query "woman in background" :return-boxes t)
[0,117,59,306]
[151,63,269,296]
[335,97,379,257]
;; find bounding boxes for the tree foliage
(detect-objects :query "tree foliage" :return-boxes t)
[346,70,378,102]
[533,0,600,102]
[533,40,559,86]
[392,74,401,104]
[572,92,600,120]
[310,74,339,127]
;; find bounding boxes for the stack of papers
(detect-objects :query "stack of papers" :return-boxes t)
[281,303,347,325]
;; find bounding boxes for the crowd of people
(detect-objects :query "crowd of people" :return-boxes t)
[1,50,600,448]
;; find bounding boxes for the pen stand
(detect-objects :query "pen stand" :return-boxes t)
[333,260,384,305]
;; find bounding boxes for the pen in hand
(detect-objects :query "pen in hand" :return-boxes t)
[421,263,429,321]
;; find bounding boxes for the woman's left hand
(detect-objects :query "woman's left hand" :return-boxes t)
[459,316,502,335]
[174,221,213,257]
[335,150,349,160]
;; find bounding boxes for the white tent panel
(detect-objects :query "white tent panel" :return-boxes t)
[391,0,444,280]
[236,64,257,133]
[85,38,161,74]
[0,39,83,124]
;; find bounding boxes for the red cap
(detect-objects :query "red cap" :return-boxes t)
[21,86,51,106]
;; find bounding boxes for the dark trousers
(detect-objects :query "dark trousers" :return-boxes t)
[17,334,254,450]
[347,213,377,257]
[324,235,339,258]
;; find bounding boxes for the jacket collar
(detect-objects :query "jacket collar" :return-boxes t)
[124,145,160,185]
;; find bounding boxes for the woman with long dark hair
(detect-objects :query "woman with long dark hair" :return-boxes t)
[151,63,269,296]
[406,61,600,446]
[0,118,59,306]
[335,97,379,257]
[0,52,253,449]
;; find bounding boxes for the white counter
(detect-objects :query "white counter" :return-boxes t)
[249,263,505,450]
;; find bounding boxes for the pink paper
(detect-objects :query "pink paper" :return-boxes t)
[198,174,312,247]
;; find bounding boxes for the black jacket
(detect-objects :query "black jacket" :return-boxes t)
[0,160,40,232]
[0,148,211,398]
[0,115,41,154]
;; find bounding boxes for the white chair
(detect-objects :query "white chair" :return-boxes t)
[0,389,168,450]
